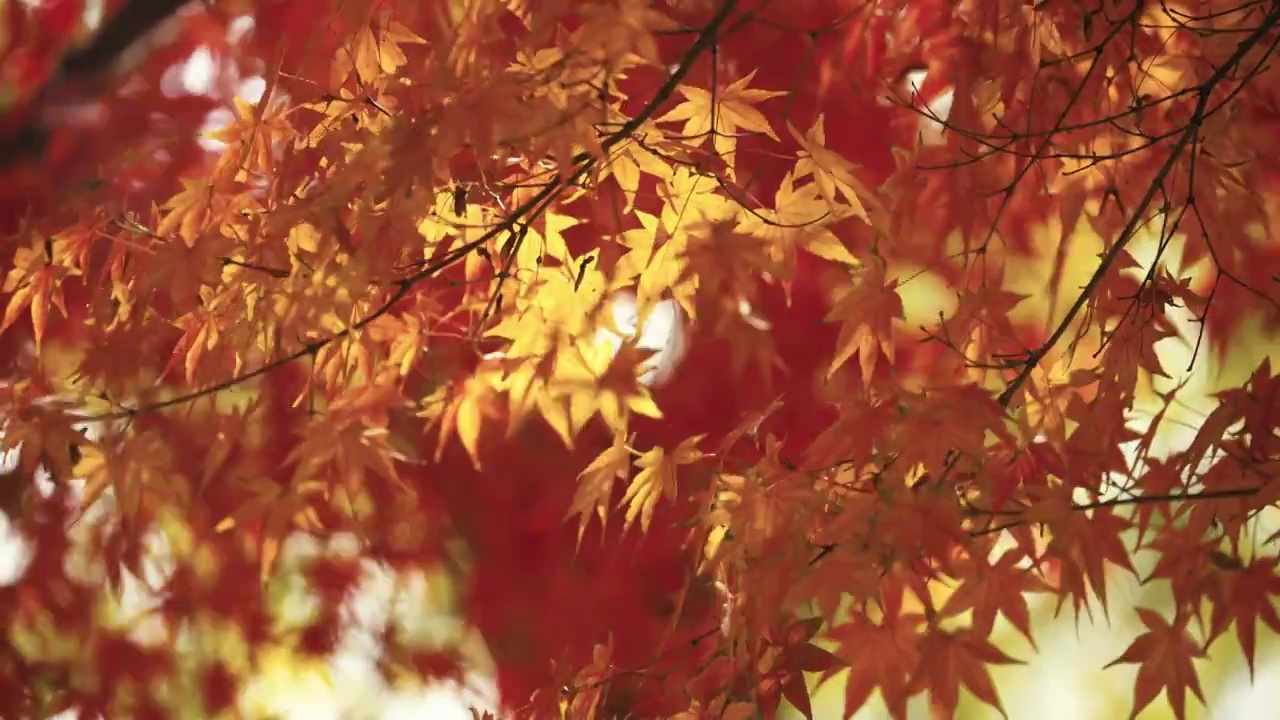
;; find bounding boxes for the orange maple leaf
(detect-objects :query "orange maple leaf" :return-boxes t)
[939,550,1052,648]
[825,264,903,384]
[1,240,77,352]
[1105,608,1206,720]
[829,613,921,719]
[909,626,1021,719]
[757,617,845,720]
[1207,556,1280,679]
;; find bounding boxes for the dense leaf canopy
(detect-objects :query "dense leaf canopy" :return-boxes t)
[3,0,1280,718]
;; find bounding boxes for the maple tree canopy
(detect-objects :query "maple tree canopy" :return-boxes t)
[4,0,1280,717]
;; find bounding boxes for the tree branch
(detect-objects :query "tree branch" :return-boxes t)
[82,0,740,422]
[997,3,1280,409]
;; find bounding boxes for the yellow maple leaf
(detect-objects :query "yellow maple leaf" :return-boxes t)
[435,374,502,468]
[157,178,215,247]
[619,434,705,532]
[576,0,676,66]
[75,430,178,530]
[658,70,786,161]
[607,134,674,212]
[206,95,295,180]
[1,242,77,352]
[365,313,425,377]
[567,434,634,546]
[788,115,879,224]
[596,342,664,429]
[737,170,859,279]
[552,339,663,437]
[287,222,322,254]
[215,482,320,581]
[165,306,222,384]
[344,21,418,84]
[635,168,732,314]
[516,212,577,274]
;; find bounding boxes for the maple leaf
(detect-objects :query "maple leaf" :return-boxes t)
[787,115,879,225]
[1031,492,1138,619]
[214,478,322,581]
[619,435,704,533]
[434,372,504,468]
[1206,556,1280,678]
[1105,608,1206,720]
[1,239,78,352]
[658,69,786,161]
[552,339,664,436]
[606,135,674,212]
[564,640,614,720]
[757,617,845,720]
[2,397,88,482]
[206,95,295,181]
[74,429,180,533]
[567,434,633,546]
[909,626,1021,719]
[286,397,404,500]
[895,384,1012,479]
[156,177,217,247]
[162,286,236,384]
[365,312,425,378]
[344,23,408,85]
[736,170,858,279]
[515,211,576,274]
[939,550,1052,648]
[829,613,921,719]
[825,265,904,384]
[576,0,677,67]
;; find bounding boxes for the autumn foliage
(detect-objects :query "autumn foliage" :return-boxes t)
[4,0,1280,717]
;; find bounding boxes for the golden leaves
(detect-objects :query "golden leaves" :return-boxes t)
[434,370,503,467]
[12,0,1280,718]
[789,115,877,224]
[1,239,77,352]
[700,471,770,573]
[659,70,786,160]
[515,211,576,277]
[605,134,674,212]
[1,395,86,483]
[619,434,704,532]
[214,477,325,582]
[333,19,425,88]
[570,432,706,542]
[575,0,677,66]
[568,433,632,544]
[365,313,425,378]
[287,380,407,498]
[206,95,296,181]
[75,429,185,531]
[554,338,665,433]
[164,285,244,384]
[736,169,859,280]
[157,178,217,247]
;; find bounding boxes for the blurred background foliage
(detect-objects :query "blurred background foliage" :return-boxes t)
[784,218,1280,720]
